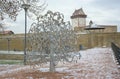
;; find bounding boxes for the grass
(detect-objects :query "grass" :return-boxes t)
[0,54,24,60]
[0,60,23,65]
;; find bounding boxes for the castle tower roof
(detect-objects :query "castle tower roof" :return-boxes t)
[71,8,87,19]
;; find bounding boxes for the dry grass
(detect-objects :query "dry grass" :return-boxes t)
[1,70,69,79]
[0,54,23,60]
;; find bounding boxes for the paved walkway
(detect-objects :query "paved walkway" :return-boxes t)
[74,48,120,79]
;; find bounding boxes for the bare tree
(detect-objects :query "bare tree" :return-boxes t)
[0,0,21,21]
[20,0,47,20]
[27,10,80,72]
[0,23,8,34]
[0,23,4,32]
[0,0,46,21]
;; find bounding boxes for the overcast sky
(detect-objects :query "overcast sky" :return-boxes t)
[2,0,120,33]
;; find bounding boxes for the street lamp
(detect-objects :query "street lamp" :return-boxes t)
[21,4,30,65]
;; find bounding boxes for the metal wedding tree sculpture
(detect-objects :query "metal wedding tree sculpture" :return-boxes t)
[27,10,80,72]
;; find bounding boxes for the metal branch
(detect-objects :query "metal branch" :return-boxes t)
[27,10,80,72]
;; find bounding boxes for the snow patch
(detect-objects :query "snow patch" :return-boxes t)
[0,47,120,79]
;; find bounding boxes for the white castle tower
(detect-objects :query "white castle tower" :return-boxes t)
[71,8,87,31]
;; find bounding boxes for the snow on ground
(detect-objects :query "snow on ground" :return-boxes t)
[0,47,120,79]
[0,51,23,54]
